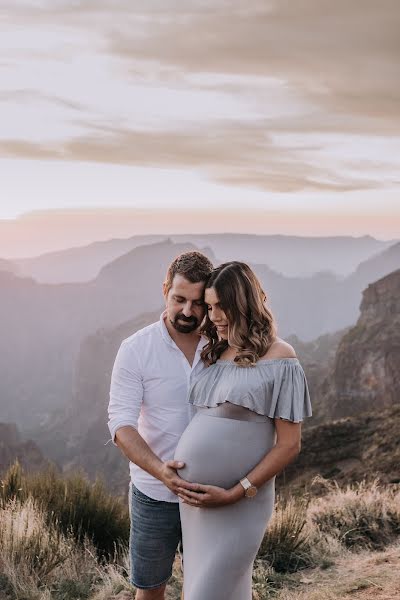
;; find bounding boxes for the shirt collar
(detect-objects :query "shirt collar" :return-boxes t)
[159,311,175,347]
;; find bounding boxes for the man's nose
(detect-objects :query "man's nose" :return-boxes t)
[182,302,193,316]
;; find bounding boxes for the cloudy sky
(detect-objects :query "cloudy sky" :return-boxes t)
[1,0,399,248]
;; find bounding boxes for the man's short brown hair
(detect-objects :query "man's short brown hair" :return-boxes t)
[164,251,213,295]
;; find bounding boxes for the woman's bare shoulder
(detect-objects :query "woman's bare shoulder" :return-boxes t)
[261,338,297,360]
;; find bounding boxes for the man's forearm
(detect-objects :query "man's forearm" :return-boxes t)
[115,425,164,481]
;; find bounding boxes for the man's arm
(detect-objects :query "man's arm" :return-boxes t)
[107,340,144,443]
[107,339,192,496]
[115,426,188,496]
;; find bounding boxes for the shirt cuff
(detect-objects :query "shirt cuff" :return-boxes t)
[107,420,138,446]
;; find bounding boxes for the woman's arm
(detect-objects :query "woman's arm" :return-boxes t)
[228,419,301,502]
[178,419,301,508]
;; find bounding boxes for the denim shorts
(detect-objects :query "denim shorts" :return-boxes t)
[129,483,182,589]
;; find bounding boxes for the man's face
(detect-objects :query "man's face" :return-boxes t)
[164,274,207,334]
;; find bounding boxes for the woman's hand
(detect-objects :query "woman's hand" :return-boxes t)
[177,483,240,508]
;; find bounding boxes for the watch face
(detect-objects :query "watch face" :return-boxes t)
[245,486,258,498]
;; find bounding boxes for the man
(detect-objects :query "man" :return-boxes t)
[108,251,213,600]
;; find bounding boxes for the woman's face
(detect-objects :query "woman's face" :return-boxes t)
[205,287,229,339]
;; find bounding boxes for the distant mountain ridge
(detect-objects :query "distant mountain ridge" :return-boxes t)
[15,234,396,283]
[252,241,400,339]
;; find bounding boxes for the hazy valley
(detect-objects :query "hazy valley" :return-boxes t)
[1,233,399,501]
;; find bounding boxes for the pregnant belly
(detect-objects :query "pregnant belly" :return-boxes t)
[174,412,275,489]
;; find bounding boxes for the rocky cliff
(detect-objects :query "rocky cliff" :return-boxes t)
[287,329,348,425]
[324,269,400,420]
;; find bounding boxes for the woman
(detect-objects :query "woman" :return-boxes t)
[174,261,312,600]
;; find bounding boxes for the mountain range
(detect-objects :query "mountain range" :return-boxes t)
[29,270,400,497]
[14,234,395,283]
[1,238,399,432]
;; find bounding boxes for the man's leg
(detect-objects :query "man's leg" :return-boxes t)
[135,583,167,600]
[129,485,181,600]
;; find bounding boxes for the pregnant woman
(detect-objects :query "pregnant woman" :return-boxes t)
[174,261,312,600]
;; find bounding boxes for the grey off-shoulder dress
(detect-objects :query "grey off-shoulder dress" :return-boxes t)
[174,358,312,600]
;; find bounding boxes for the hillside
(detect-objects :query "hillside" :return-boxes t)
[32,271,399,496]
[277,404,400,495]
[16,234,162,283]
[0,422,49,475]
[1,470,399,600]
[15,234,395,283]
[0,241,207,428]
[34,311,162,494]
[2,241,398,428]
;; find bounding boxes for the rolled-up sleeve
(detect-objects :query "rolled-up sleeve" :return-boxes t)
[107,339,143,445]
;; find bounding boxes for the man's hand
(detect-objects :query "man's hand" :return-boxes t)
[158,460,192,495]
[177,483,240,508]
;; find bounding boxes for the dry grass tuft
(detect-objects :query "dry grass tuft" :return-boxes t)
[0,461,130,559]
[258,497,313,572]
[308,478,400,550]
[271,543,400,600]
[0,496,130,600]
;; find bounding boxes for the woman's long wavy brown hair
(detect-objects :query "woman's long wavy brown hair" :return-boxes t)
[200,261,276,367]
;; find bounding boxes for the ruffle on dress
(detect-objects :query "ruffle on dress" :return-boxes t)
[188,358,312,423]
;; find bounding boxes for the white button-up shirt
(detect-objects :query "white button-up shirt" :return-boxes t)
[107,312,206,502]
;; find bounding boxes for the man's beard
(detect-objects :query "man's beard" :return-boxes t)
[171,312,199,333]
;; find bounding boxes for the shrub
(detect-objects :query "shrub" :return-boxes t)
[0,496,129,600]
[53,578,93,600]
[0,460,23,502]
[257,497,314,573]
[0,497,83,592]
[0,461,130,559]
[308,478,400,550]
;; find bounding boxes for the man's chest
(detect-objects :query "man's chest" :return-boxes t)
[141,350,202,403]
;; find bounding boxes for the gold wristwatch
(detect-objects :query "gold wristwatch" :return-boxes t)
[239,476,258,498]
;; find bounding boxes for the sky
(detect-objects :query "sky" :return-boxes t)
[1,0,400,253]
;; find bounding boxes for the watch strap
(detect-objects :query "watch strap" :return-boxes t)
[240,476,252,491]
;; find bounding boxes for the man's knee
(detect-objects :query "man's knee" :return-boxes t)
[135,583,166,600]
